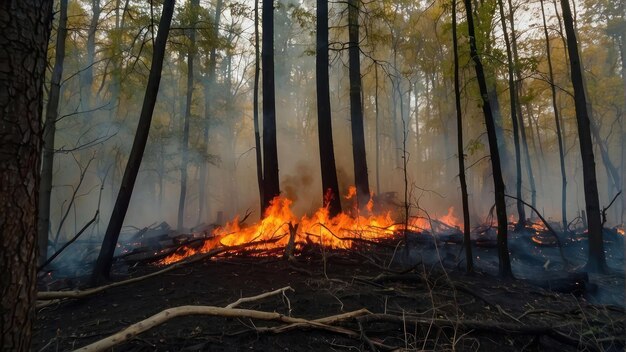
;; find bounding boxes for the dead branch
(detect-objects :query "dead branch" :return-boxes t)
[225,286,294,309]
[504,194,569,266]
[255,308,371,334]
[73,306,363,352]
[38,211,99,272]
[38,245,230,300]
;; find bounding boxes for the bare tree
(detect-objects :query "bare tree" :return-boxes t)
[558,0,606,272]
[452,0,473,273]
[261,0,281,211]
[462,0,513,278]
[348,0,370,208]
[316,0,342,217]
[178,0,200,230]
[0,0,53,347]
[92,0,176,283]
[38,0,68,266]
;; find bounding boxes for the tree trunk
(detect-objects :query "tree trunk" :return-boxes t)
[316,0,342,217]
[261,0,280,211]
[178,0,200,231]
[253,0,264,217]
[497,0,525,228]
[38,0,68,266]
[452,0,473,273]
[540,0,568,231]
[0,0,53,348]
[558,0,606,272]
[463,0,513,278]
[348,0,370,208]
[198,0,223,224]
[91,0,175,283]
[506,0,537,210]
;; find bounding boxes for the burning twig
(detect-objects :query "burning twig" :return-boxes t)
[38,211,99,272]
[284,222,298,261]
[504,195,569,267]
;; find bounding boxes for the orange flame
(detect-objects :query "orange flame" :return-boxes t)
[160,192,463,265]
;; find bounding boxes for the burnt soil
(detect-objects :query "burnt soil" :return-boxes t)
[33,242,625,352]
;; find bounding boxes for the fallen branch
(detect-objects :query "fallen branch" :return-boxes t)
[225,286,294,309]
[504,194,569,266]
[38,211,99,272]
[255,308,371,334]
[74,306,360,352]
[38,244,232,300]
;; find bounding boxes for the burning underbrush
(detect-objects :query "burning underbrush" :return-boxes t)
[157,191,464,265]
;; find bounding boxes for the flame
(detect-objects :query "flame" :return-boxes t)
[160,190,464,265]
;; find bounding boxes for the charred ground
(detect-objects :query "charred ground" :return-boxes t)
[33,231,625,352]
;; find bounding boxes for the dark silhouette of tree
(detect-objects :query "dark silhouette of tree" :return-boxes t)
[452,0,473,273]
[558,0,607,272]
[261,0,280,211]
[91,0,176,283]
[540,0,568,231]
[253,0,264,216]
[497,0,525,229]
[178,0,200,231]
[0,0,53,347]
[348,0,370,208]
[38,0,68,266]
[316,0,342,217]
[462,0,513,278]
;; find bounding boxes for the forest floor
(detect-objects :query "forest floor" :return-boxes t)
[32,234,625,352]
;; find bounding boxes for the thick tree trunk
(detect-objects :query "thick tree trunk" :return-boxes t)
[497,0,525,229]
[620,28,626,224]
[452,0,473,273]
[261,0,280,211]
[178,0,200,231]
[463,0,513,278]
[348,0,370,208]
[91,0,175,283]
[316,0,342,217]
[540,0,568,231]
[38,0,68,266]
[0,0,53,348]
[558,0,606,272]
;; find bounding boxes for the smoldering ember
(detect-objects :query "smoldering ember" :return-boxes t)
[1,0,626,351]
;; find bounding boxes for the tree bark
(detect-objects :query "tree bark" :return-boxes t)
[316,0,342,217]
[452,0,473,273]
[38,0,68,266]
[558,0,606,272]
[462,0,513,278]
[91,0,175,283]
[348,0,370,208]
[261,0,280,211]
[178,0,200,231]
[0,0,53,348]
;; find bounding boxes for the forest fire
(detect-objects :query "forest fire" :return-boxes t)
[160,189,462,265]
